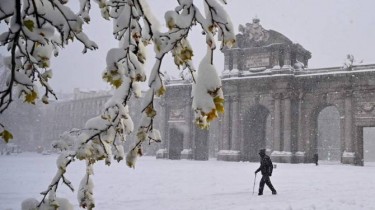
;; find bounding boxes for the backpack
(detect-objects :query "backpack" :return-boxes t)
[267,158,273,176]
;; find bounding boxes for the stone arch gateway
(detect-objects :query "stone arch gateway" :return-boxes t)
[158,19,375,165]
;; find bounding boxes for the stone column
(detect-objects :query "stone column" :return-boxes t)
[222,96,241,161]
[223,97,231,150]
[156,100,168,159]
[217,118,223,151]
[296,91,306,163]
[230,96,239,151]
[343,90,355,164]
[282,92,293,163]
[239,103,245,160]
[229,95,241,161]
[181,101,192,159]
[284,93,292,148]
[271,93,282,162]
[217,96,231,161]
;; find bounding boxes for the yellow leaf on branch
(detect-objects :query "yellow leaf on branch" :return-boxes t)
[206,109,218,122]
[24,91,38,104]
[24,20,35,32]
[135,73,146,82]
[216,103,224,114]
[145,105,157,118]
[167,18,175,30]
[112,79,122,88]
[180,47,193,61]
[156,86,166,97]
[213,96,224,104]
[214,96,225,114]
[0,130,13,143]
[195,117,209,130]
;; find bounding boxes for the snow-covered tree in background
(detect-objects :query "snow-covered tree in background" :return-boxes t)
[0,0,235,209]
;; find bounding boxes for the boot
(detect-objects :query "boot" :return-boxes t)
[272,190,277,195]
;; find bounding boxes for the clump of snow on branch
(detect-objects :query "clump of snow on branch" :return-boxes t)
[0,0,235,208]
[0,0,98,114]
[77,163,95,209]
[192,47,224,129]
[22,197,73,210]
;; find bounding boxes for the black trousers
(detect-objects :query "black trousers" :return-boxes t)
[259,175,276,194]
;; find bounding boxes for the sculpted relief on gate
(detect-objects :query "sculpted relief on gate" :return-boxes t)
[238,18,270,46]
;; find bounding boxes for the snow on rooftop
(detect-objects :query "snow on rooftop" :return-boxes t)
[221,64,375,81]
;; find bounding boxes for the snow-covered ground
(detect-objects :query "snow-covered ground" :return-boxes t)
[1,153,375,210]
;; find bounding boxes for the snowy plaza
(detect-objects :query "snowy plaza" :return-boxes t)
[1,0,375,209]
[1,153,375,210]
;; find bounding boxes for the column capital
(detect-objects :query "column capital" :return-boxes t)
[345,90,353,98]
[253,95,261,104]
[298,90,305,100]
[278,90,299,100]
[231,95,239,102]
[282,91,293,99]
[272,92,282,100]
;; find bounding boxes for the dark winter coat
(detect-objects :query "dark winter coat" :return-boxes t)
[255,154,273,176]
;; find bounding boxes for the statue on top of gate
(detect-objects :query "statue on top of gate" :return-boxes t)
[239,18,270,45]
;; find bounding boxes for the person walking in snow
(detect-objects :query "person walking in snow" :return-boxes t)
[313,153,319,166]
[255,149,277,195]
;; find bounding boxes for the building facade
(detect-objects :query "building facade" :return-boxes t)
[39,89,161,155]
[158,19,375,166]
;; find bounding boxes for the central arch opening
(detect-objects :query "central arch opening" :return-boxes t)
[193,127,209,160]
[361,127,375,166]
[243,104,270,162]
[169,127,184,160]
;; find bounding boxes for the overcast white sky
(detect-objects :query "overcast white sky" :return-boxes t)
[1,0,375,93]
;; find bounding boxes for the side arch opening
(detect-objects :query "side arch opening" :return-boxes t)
[316,106,341,163]
[243,104,270,162]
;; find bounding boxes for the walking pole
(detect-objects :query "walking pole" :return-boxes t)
[252,173,257,195]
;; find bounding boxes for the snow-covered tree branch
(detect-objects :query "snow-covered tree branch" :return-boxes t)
[1,0,235,209]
